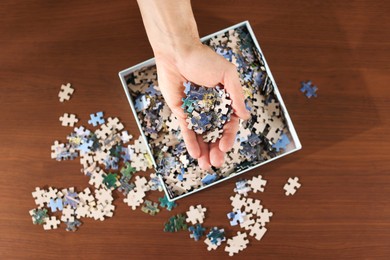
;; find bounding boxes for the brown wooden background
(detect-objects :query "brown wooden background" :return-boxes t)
[1,0,389,259]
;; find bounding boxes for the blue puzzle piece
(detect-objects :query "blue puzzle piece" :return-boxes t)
[300,80,318,98]
[65,219,82,232]
[207,227,226,245]
[188,224,206,241]
[272,134,290,152]
[88,111,105,126]
[184,81,192,95]
[145,83,159,96]
[49,198,63,212]
[159,195,177,211]
[201,173,217,185]
[78,139,93,154]
[64,192,79,208]
[227,210,245,226]
[134,94,150,112]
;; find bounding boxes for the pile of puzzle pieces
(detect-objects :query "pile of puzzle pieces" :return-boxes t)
[30,186,114,231]
[30,81,302,257]
[29,85,177,230]
[127,25,294,199]
[182,82,233,142]
[162,173,301,256]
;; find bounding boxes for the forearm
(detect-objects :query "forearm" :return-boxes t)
[137,0,200,60]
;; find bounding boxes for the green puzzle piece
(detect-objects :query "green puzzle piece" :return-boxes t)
[164,214,187,232]
[120,161,136,178]
[103,173,118,189]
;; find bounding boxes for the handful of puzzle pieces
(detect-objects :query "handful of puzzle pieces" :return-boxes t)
[182,82,233,142]
[127,25,294,199]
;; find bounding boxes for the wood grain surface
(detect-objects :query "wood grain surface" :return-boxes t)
[1,1,389,259]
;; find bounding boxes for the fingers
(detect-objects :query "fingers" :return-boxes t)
[222,64,250,120]
[196,135,211,170]
[209,141,225,168]
[178,117,201,159]
[219,114,239,152]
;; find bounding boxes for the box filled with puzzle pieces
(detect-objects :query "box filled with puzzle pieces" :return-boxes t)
[119,21,301,201]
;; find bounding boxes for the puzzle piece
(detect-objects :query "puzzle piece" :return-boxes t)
[103,173,119,189]
[123,188,145,210]
[43,216,61,230]
[244,198,263,215]
[164,214,188,232]
[58,83,74,102]
[88,112,105,126]
[61,205,75,222]
[224,231,249,256]
[158,195,177,211]
[141,200,160,216]
[32,187,47,208]
[186,205,207,225]
[257,208,273,226]
[204,237,218,251]
[272,134,290,152]
[64,191,79,208]
[206,227,226,246]
[59,113,79,127]
[249,223,267,240]
[49,198,63,212]
[234,179,252,196]
[188,224,206,241]
[227,210,246,226]
[230,194,247,211]
[248,175,267,193]
[284,177,301,196]
[240,213,255,231]
[300,80,318,98]
[65,219,82,232]
[29,208,48,225]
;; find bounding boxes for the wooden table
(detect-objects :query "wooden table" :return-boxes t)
[1,1,389,259]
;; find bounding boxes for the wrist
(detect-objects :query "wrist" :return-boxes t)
[153,33,201,64]
[137,0,201,64]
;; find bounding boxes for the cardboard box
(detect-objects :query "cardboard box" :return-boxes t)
[119,21,301,201]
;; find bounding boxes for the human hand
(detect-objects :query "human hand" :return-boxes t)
[137,0,250,170]
[155,43,250,170]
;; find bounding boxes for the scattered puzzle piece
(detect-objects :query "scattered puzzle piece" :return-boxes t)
[227,210,246,226]
[186,205,207,225]
[164,214,188,232]
[206,227,226,247]
[248,175,267,193]
[43,216,61,230]
[58,83,74,102]
[65,219,82,232]
[188,224,206,241]
[88,112,105,126]
[159,195,177,211]
[284,177,301,196]
[300,80,318,98]
[234,179,252,196]
[59,113,79,127]
[29,208,48,225]
[141,200,160,216]
[224,231,249,256]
